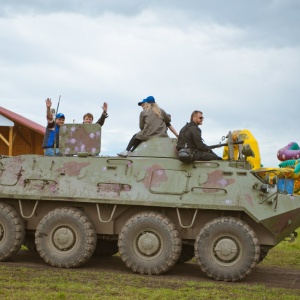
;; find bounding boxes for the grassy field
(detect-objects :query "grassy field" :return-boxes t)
[0,229,299,300]
[261,230,300,269]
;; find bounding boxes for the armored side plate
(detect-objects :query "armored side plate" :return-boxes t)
[59,123,101,155]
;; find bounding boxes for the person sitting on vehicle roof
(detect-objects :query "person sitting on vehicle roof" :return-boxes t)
[83,102,108,125]
[118,96,174,157]
[42,98,65,156]
[176,110,222,161]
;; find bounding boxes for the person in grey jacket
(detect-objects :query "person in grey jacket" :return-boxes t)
[118,96,172,157]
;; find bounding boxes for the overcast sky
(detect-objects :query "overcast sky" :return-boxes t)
[1,0,299,167]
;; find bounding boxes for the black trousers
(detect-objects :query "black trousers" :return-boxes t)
[193,149,221,161]
[126,134,142,152]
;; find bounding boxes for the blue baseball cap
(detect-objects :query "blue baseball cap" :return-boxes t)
[138,96,155,106]
[56,113,65,119]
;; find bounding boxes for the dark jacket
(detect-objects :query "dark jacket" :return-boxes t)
[42,120,60,149]
[176,121,211,152]
[96,112,108,126]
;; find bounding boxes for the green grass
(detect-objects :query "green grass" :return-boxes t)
[0,229,299,300]
[0,266,298,300]
[261,229,300,269]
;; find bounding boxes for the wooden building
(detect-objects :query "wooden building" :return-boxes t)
[0,106,44,156]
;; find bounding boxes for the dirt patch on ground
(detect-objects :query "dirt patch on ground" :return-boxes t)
[3,250,300,290]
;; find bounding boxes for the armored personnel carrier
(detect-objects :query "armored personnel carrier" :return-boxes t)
[0,123,299,282]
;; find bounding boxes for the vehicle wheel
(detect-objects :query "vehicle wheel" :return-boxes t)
[118,211,181,275]
[195,217,260,282]
[35,207,97,268]
[93,239,118,256]
[177,244,194,263]
[0,202,25,261]
[23,234,36,251]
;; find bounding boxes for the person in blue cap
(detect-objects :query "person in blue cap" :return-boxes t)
[118,96,176,157]
[42,98,65,156]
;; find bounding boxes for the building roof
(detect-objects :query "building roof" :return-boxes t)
[0,106,44,135]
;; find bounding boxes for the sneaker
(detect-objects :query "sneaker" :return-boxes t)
[117,150,129,157]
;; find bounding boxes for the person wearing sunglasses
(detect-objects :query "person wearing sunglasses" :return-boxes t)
[176,110,222,161]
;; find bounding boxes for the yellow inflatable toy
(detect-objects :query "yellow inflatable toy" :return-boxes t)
[221,129,300,194]
[222,129,261,169]
[253,167,300,195]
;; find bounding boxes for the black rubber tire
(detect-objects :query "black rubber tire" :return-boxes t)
[93,239,118,257]
[23,234,36,251]
[195,217,260,282]
[35,207,97,268]
[177,244,194,263]
[0,202,25,261]
[118,211,182,275]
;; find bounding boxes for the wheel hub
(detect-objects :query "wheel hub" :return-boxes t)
[137,232,160,256]
[52,227,76,250]
[214,237,239,262]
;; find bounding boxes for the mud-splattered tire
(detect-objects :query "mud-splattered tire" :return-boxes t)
[0,202,25,261]
[93,239,118,257]
[177,244,194,263]
[118,211,182,275]
[35,207,96,268]
[195,217,260,282]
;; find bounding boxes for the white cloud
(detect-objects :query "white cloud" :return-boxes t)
[0,2,299,168]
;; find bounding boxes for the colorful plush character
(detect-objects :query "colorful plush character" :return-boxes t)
[277,142,300,161]
[279,158,300,174]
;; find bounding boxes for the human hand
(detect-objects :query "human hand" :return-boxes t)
[45,98,52,108]
[102,102,108,112]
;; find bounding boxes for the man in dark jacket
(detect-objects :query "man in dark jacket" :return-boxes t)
[177,110,222,161]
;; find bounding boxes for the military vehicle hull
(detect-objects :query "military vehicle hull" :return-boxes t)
[0,131,299,282]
